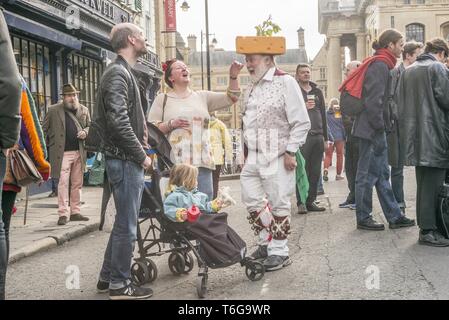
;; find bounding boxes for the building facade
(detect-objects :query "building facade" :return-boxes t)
[315,0,449,102]
[1,0,161,121]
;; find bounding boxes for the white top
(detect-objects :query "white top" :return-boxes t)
[242,67,310,163]
[148,90,233,169]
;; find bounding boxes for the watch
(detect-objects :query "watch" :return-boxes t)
[285,151,295,156]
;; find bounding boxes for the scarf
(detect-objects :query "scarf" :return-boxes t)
[338,48,397,98]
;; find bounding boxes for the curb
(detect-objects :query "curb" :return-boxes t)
[220,174,241,181]
[8,222,100,265]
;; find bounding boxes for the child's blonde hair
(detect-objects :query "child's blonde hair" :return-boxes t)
[169,164,199,191]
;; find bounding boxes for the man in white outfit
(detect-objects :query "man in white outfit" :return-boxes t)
[240,53,311,271]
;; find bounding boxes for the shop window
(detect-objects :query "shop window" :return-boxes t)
[70,54,102,113]
[11,36,52,121]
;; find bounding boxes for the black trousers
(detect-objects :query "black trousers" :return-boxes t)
[297,134,324,205]
[212,165,222,200]
[344,135,359,204]
[415,166,446,231]
[1,191,17,260]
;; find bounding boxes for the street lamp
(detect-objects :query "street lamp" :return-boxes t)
[181,0,212,90]
[200,31,217,90]
[180,1,190,11]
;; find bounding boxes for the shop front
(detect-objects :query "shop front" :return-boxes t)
[1,0,162,195]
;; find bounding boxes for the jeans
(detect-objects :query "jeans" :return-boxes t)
[355,132,403,224]
[0,152,7,299]
[212,165,222,199]
[99,159,144,290]
[198,167,213,200]
[391,166,405,209]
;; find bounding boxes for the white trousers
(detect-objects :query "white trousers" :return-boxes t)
[241,152,295,257]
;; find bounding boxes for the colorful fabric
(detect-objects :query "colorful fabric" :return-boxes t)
[339,48,397,98]
[3,80,50,192]
[295,150,309,204]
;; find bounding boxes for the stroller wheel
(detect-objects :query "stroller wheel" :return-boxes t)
[144,259,158,283]
[196,274,208,299]
[168,252,186,275]
[245,261,265,281]
[183,252,195,274]
[131,260,150,286]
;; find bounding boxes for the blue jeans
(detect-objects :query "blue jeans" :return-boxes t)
[391,166,405,209]
[355,132,403,224]
[0,152,7,300]
[99,159,144,290]
[198,167,213,200]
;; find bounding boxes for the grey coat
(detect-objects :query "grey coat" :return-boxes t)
[43,103,91,178]
[387,63,405,168]
[0,9,21,149]
[397,54,449,168]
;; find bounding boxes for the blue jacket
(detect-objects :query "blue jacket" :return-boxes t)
[326,110,346,142]
[164,186,216,222]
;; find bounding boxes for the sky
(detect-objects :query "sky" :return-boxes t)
[176,0,326,60]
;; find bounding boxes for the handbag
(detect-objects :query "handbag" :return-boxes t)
[9,149,43,187]
[3,152,18,186]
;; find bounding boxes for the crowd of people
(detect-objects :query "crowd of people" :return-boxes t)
[1,17,449,300]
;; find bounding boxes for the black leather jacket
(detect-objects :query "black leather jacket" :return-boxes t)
[93,55,147,164]
[397,53,449,168]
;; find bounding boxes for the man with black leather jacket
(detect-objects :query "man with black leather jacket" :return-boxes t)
[397,38,449,247]
[94,23,153,300]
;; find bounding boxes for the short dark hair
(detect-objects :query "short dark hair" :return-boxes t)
[110,25,138,53]
[402,41,424,60]
[424,38,449,58]
[296,63,311,73]
[372,29,403,50]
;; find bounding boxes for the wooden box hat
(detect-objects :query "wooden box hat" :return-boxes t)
[236,36,286,55]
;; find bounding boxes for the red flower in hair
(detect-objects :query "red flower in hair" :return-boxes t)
[162,59,177,73]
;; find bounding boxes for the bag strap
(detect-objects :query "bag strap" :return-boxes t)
[162,94,168,122]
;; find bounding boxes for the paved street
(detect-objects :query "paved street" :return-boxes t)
[6,166,449,300]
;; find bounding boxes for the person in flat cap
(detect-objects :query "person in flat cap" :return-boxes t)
[43,83,91,226]
[237,35,311,271]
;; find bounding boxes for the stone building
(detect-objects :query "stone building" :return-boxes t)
[314,0,449,102]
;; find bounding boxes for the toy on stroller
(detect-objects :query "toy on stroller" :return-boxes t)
[131,123,264,298]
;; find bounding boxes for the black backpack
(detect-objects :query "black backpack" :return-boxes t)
[340,90,364,117]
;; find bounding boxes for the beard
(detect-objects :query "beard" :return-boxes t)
[63,100,79,111]
[249,63,270,83]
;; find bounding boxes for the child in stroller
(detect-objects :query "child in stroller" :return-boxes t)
[163,164,265,297]
[131,123,264,298]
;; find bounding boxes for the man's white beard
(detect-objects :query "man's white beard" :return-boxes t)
[63,101,79,111]
[250,64,270,83]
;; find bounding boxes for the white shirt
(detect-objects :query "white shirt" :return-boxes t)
[242,67,311,163]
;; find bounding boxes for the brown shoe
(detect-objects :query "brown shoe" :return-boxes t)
[70,214,89,222]
[57,216,68,225]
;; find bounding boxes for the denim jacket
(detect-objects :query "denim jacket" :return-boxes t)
[164,186,218,222]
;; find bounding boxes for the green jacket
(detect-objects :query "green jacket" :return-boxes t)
[295,151,309,203]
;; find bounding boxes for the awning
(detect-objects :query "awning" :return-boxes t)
[4,10,82,50]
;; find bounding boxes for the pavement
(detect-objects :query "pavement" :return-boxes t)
[8,187,102,264]
[8,163,449,300]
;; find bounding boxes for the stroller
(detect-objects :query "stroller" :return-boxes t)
[131,123,265,298]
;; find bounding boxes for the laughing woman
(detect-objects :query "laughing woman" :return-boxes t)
[148,59,242,200]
